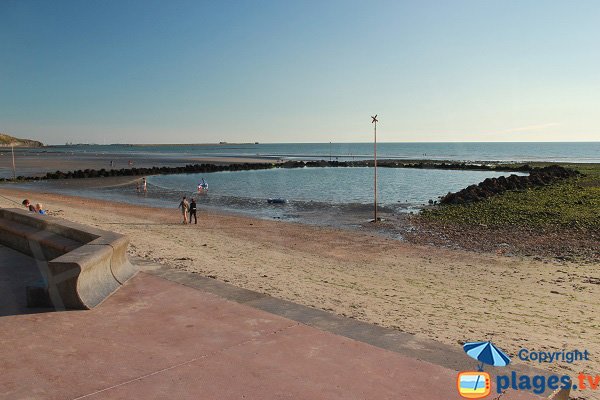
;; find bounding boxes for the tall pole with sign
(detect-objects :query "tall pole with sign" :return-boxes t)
[11,144,16,180]
[371,115,378,222]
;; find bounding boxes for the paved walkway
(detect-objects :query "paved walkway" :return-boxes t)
[0,249,542,399]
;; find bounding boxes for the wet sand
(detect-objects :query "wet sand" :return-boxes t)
[1,186,599,392]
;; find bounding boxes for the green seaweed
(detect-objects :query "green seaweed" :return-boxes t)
[421,163,600,230]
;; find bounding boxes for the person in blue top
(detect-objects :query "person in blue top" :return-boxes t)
[35,203,46,215]
[197,178,208,192]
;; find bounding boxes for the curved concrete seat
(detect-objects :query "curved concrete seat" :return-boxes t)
[0,208,137,309]
[0,218,81,260]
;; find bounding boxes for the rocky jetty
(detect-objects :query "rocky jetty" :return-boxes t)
[0,159,534,182]
[440,165,579,205]
[41,163,274,180]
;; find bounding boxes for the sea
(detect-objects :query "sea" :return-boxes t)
[16,141,600,163]
[5,142,597,228]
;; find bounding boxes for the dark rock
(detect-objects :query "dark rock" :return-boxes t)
[439,165,579,205]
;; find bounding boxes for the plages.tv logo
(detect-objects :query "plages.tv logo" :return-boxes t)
[457,341,511,399]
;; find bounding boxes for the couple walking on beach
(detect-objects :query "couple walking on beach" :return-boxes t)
[178,196,198,224]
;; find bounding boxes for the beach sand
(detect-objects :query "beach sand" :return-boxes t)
[1,186,599,387]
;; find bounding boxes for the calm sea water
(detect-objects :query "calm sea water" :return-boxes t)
[147,167,523,207]
[25,141,600,163]
[19,166,526,227]
[86,167,525,225]
[7,141,588,226]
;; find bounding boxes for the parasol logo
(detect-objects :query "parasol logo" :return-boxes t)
[457,371,491,398]
[458,343,597,396]
[457,341,511,399]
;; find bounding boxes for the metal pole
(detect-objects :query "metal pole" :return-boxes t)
[374,120,377,222]
[11,144,16,180]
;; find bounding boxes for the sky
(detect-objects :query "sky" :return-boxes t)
[1,0,599,145]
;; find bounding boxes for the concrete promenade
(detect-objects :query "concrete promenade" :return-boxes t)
[0,246,542,399]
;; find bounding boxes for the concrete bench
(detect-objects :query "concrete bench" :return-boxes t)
[0,208,137,309]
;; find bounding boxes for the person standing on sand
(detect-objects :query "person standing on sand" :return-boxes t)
[142,177,147,193]
[189,198,197,224]
[178,196,189,224]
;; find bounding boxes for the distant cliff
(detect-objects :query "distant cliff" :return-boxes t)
[0,133,43,147]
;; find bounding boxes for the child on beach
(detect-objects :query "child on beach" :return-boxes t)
[178,196,189,224]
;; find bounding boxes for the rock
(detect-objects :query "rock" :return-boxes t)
[439,165,579,205]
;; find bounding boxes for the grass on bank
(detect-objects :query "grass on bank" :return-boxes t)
[421,163,600,230]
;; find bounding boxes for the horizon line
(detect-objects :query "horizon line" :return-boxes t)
[45,140,600,146]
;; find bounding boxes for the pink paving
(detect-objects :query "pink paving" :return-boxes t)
[0,272,541,399]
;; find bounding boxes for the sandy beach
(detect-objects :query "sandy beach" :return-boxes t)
[2,186,598,382]
[5,3,600,398]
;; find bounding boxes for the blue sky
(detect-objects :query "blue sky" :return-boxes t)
[1,0,599,144]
